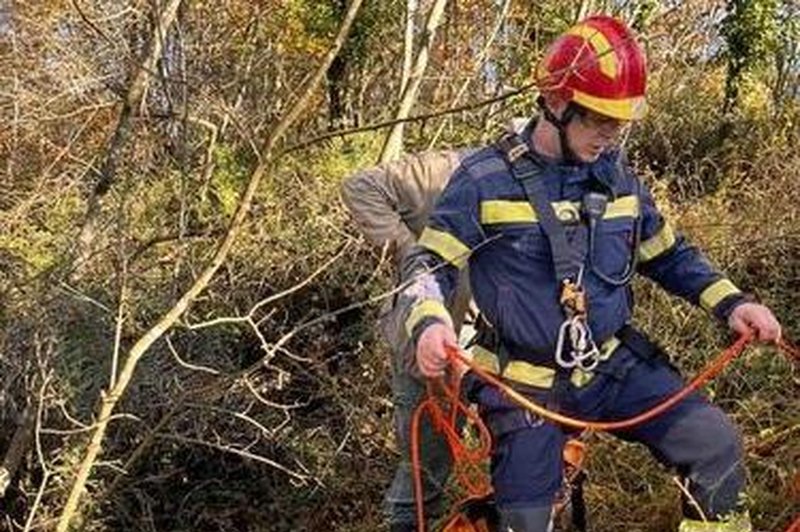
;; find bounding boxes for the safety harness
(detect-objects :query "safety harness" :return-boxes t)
[496,130,601,372]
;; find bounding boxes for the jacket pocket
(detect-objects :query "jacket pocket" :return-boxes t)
[591,223,634,279]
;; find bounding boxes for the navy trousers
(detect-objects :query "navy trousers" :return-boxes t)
[467,345,746,532]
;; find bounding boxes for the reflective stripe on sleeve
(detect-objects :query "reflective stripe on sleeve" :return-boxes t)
[471,345,501,374]
[700,279,742,312]
[404,299,453,337]
[638,222,677,262]
[418,227,470,268]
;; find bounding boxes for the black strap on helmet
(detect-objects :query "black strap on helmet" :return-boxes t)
[537,95,582,164]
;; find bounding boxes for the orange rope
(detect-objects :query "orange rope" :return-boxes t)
[445,334,752,432]
[409,334,800,532]
[410,376,492,532]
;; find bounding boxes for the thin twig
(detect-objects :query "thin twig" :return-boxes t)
[153,433,314,485]
[165,336,221,375]
[250,241,353,317]
[183,402,276,439]
[241,377,310,411]
[23,375,53,532]
[57,282,111,313]
[39,413,141,435]
[671,476,708,522]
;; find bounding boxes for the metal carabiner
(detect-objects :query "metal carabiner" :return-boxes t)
[555,315,601,371]
[555,318,577,369]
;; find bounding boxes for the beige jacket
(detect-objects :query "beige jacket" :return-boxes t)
[341,150,474,359]
[341,150,465,264]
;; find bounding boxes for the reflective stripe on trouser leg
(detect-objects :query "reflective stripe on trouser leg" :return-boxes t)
[678,513,752,532]
[384,362,455,527]
[605,355,746,520]
[499,505,554,532]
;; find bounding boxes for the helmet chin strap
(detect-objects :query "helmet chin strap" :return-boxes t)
[537,96,581,164]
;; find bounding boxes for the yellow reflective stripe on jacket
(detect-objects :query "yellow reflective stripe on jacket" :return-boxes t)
[504,361,556,388]
[469,336,621,389]
[481,200,537,224]
[404,300,453,337]
[638,222,676,262]
[418,227,470,268]
[700,279,742,312]
[480,195,639,225]
[569,336,621,388]
[604,195,640,219]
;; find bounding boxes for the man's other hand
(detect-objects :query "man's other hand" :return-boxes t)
[416,322,459,378]
[728,302,782,342]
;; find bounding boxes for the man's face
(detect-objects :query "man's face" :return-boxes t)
[566,107,629,162]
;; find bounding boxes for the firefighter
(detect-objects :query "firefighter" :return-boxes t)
[396,15,781,532]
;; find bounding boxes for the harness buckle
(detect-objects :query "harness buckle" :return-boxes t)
[507,142,528,162]
[560,279,587,317]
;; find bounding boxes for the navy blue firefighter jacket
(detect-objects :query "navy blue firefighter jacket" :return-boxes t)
[398,141,747,369]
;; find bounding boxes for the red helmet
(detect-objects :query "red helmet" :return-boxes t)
[537,16,647,121]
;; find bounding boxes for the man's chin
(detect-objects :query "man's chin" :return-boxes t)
[576,150,601,163]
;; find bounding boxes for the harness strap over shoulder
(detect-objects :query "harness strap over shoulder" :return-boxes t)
[495,132,600,370]
[495,133,588,286]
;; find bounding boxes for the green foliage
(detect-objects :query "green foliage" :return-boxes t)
[209,145,251,219]
[721,0,781,112]
[0,188,82,277]
[631,0,659,32]
[306,132,383,183]
[291,0,401,67]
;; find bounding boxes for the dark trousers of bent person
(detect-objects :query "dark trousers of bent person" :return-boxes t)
[463,345,746,532]
[385,356,456,531]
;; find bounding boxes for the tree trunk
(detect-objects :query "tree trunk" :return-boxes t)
[400,0,418,97]
[76,0,183,266]
[327,0,353,130]
[327,53,349,130]
[0,404,34,498]
[428,0,511,148]
[379,0,448,163]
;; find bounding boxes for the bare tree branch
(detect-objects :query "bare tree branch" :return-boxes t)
[55,1,366,528]
[379,0,448,162]
[153,433,315,486]
[76,0,184,264]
